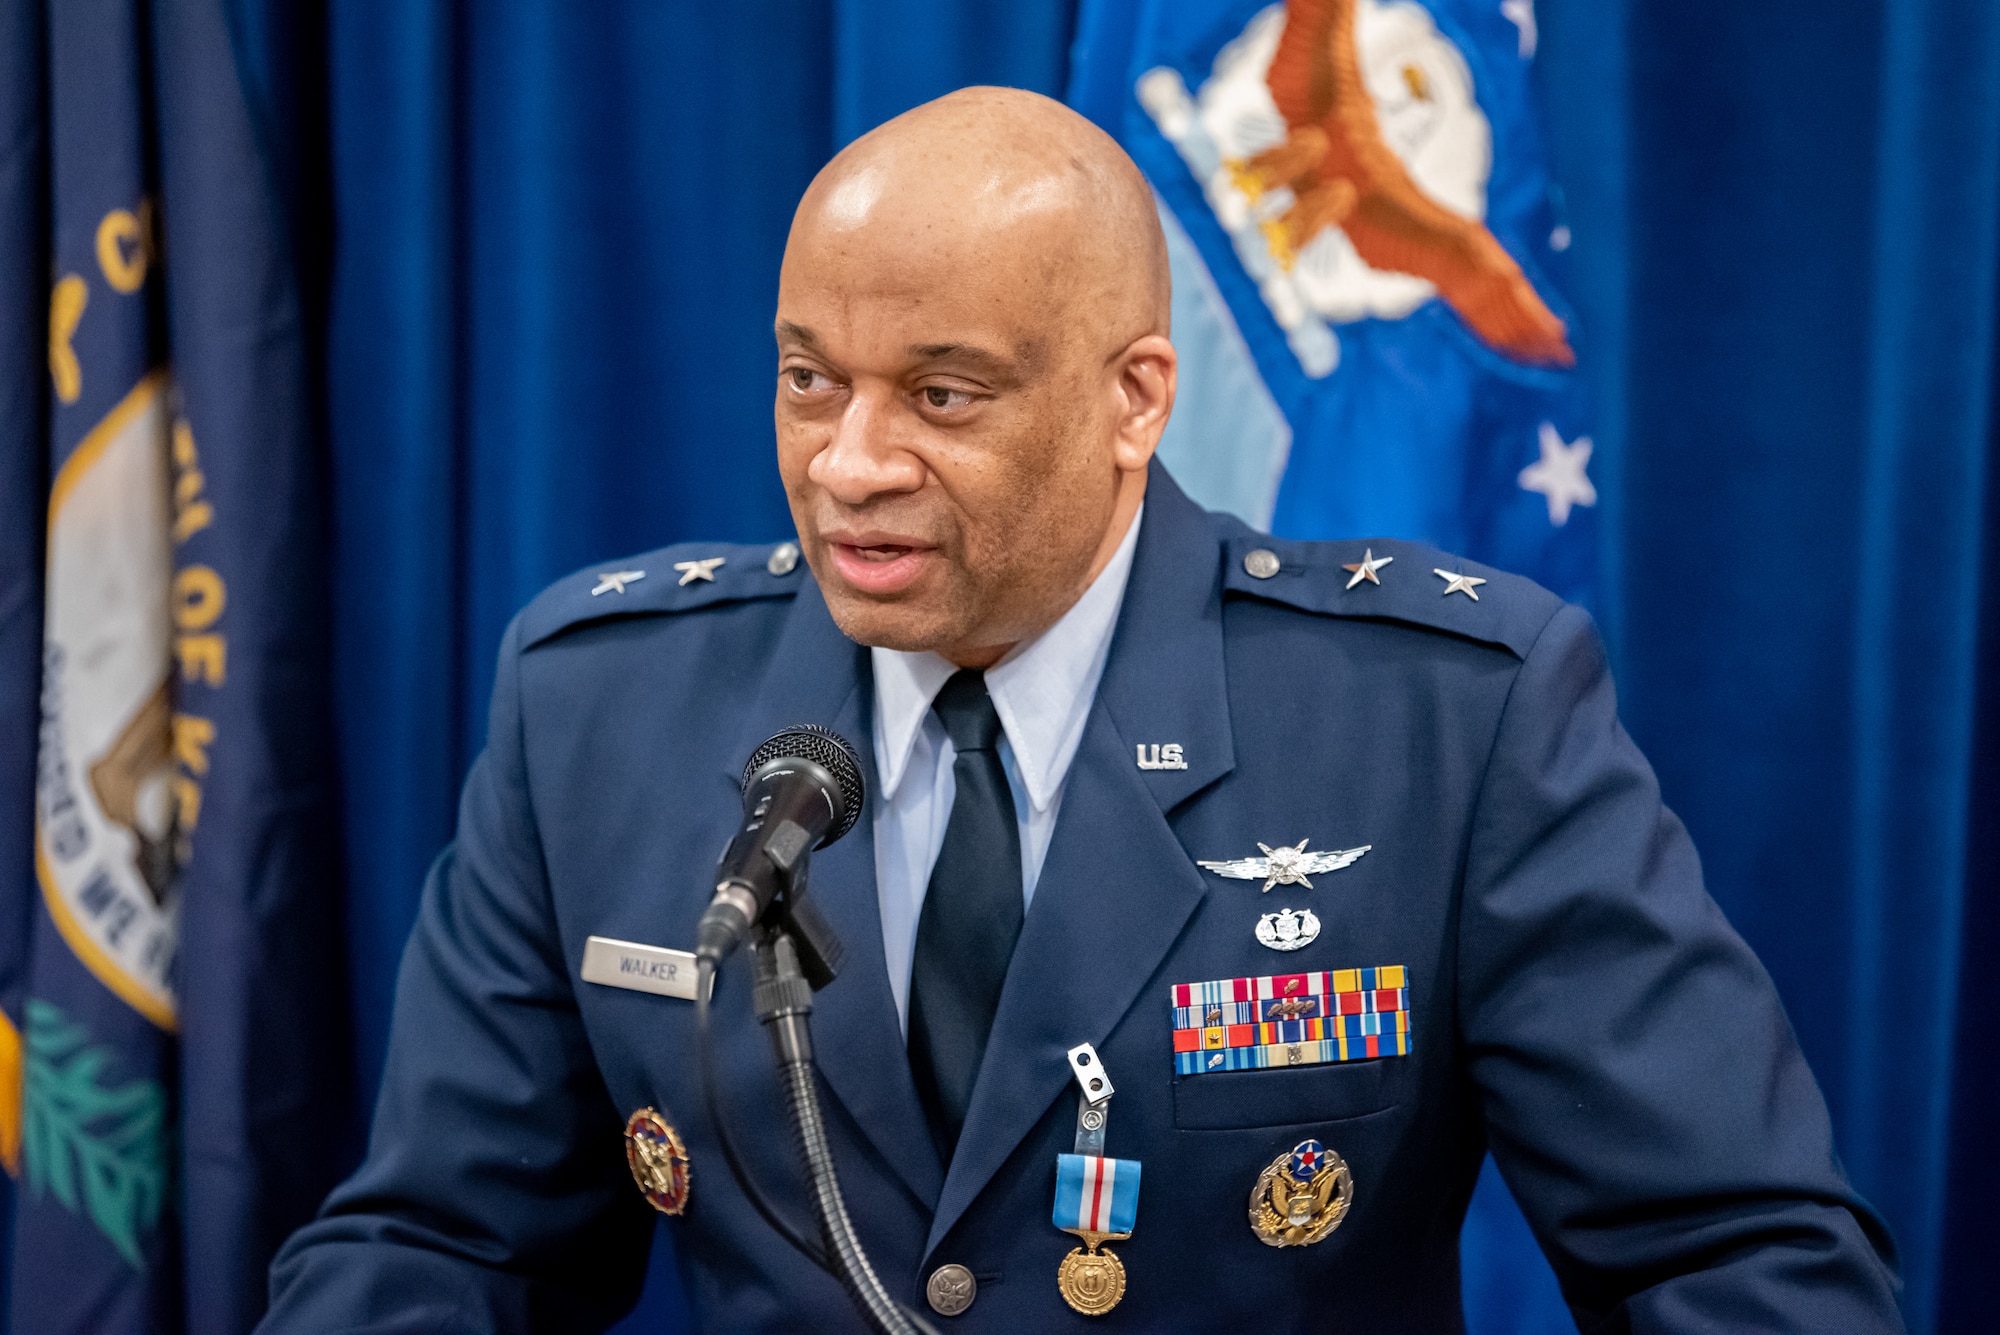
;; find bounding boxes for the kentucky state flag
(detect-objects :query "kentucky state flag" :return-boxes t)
[12,0,183,1325]
[3,1,348,1331]
[1070,0,1596,605]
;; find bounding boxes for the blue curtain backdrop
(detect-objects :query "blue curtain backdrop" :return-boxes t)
[195,0,1998,1331]
[1553,4,2000,1332]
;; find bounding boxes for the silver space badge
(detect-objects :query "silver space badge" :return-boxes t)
[581,936,712,1001]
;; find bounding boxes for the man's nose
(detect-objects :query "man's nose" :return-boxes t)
[808,385,924,504]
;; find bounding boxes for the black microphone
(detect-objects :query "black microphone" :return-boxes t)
[696,724,866,965]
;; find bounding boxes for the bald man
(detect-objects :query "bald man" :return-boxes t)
[261,91,1900,1333]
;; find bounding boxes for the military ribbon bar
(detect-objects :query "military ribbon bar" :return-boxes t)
[1170,967,1411,1075]
[1053,1153,1140,1237]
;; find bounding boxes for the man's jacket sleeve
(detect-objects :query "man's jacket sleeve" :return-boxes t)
[1457,602,1904,1332]
[258,615,653,1334]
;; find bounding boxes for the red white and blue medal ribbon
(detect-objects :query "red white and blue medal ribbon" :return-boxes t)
[1053,1152,1140,1236]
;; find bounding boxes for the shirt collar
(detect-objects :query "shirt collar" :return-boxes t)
[872,503,1144,811]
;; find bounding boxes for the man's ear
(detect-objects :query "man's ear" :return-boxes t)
[1113,334,1177,471]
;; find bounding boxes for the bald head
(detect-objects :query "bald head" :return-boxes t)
[797,88,1171,346]
[773,88,1178,666]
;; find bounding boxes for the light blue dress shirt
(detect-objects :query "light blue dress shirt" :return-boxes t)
[871,505,1142,1031]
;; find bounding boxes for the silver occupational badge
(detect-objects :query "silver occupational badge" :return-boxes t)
[1255,907,1320,951]
[1197,839,1370,892]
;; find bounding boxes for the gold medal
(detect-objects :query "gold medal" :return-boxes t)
[624,1107,691,1216]
[1055,1230,1128,1315]
[1248,1139,1351,1246]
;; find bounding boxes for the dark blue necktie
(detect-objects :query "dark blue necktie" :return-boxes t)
[907,669,1024,1160]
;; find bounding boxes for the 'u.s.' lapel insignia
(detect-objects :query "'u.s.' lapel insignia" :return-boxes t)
[624,1107,691,1215]
[1197,839,1370,891]
[1248,1139,1352,1247]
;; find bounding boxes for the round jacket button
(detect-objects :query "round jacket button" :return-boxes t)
[766,541,800,576]
[926,1263,977,1316]
[1244,548,1281,579]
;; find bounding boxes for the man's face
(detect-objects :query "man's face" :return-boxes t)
[773,191,1128,664]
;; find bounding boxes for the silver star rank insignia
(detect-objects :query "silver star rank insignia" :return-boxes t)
[673,556,726,586]
[591,570,646,596]
[1196,839,1371,892]
[1341,548,1393,589]
[1433,568,1487,600]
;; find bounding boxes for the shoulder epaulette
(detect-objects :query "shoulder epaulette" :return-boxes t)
[519,539,807,650]
[1220,533,1563,660]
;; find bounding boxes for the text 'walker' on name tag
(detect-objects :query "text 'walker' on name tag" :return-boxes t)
[580,936,711,1000]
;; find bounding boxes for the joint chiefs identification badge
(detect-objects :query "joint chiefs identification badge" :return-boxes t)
[624,1107,691,1215]
[1249,1139,1352,1247]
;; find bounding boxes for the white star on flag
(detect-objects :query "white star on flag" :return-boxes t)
[1501,0,1538,58]
[1518,422,1597,526]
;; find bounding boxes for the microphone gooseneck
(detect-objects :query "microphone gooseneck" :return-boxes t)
[694,726,936,1334]
[753,936,929,1335]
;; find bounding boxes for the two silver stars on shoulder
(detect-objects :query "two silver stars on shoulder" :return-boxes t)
[1340,548,1487,601]
[594,545,799,597]
[593,559,715,596]
[591,557,721,595]
[1199,839,1371,954]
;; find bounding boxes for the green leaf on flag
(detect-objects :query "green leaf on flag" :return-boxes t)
[21,998,168,1269]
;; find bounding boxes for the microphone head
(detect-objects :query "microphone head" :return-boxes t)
[742,724,866,846]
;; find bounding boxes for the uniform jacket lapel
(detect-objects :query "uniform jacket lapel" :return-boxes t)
[923,466,1235,1256]
[724,576,945,1211]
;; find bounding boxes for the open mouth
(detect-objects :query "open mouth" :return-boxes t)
[851,542,915,562]
[825,537,935,596]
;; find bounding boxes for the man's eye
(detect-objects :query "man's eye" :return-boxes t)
[788,367,827,392]
[923,386,968,410]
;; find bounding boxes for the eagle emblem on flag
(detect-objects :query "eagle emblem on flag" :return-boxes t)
[1139,0,1573,375]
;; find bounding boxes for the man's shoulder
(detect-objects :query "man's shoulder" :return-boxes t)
[515,538,808,652]
[1210,524,1568,662]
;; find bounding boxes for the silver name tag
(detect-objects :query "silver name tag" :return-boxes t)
[580,936,710,1000]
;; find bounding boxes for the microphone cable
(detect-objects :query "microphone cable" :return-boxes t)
[696,958,832,1274]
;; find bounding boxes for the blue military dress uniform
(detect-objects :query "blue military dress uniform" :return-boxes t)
[261,465,1901,1332]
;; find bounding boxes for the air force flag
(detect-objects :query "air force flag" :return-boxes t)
[1070,0,1596,604]
[1069,3,1590,1329]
